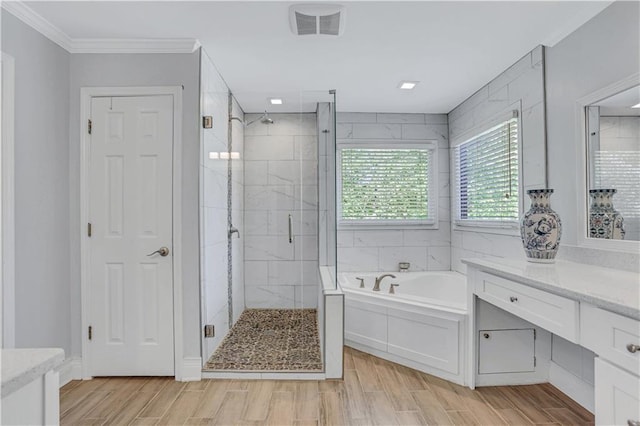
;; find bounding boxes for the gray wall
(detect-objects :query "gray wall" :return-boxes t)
[546,1,640,246]
[1,12,72,353]
[68,52,201,359]
[544,0,639,393]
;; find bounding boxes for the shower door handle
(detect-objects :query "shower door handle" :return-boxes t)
[288,214,293,244]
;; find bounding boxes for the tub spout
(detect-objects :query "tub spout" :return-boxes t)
[373,274,396,291]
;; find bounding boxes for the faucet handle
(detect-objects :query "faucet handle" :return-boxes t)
[389,283,400,294]
[355,277,365,288]
[398,262,410,272]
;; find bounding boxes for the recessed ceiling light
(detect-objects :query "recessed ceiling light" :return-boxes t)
[399,81,419,90]
[632,103,640,108]
[269,98,283,105]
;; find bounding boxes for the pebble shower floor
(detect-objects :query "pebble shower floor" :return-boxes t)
[204,309,323,371]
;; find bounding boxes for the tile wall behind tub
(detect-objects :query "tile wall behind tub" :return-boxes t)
[448,46,546,275]
[336,113,451,273]
[243,113,319,308]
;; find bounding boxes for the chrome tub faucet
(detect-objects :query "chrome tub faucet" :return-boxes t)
[373,274,396,291]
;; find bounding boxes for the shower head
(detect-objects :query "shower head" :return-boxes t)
[246,111,275,126]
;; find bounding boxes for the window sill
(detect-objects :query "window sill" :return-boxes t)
[338,221,439,231]
[453,221,520,237]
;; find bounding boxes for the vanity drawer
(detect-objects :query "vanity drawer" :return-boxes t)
[595,358,640,426]
[475,272,579,342]
[581,304,640,376]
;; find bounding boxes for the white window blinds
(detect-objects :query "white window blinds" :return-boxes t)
[594,151,640,219]
[339,144,437,224]
[455,113,519,223]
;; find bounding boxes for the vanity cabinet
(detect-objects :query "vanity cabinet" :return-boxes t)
[475,271,579,342]
[595,358,640,426]
[1,348,64,426]
[464,258,640,426]
[581,304,640,377]
[582,305,640,425]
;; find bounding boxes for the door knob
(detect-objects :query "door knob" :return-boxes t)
[147,247,170,257]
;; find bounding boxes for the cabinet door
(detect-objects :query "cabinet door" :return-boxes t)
[581,304,640,377]
[595,358,640,426]
[478,329,535,374]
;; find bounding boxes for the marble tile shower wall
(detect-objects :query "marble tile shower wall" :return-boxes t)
[448,46,546,275]
[243,113,320,308]
[200,53,236,358]
[336,112,451,272]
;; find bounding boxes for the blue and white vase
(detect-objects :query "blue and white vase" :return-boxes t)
[521,189,562,263]
[589,189,625,240]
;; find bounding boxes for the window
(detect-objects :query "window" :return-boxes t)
[338,141,437,226]
[594,150,640,220]
[454,112,520,226]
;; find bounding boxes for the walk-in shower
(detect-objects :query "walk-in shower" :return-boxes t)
[198,78,337,375]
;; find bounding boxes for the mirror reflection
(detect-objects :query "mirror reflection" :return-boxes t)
[586,84,640,241]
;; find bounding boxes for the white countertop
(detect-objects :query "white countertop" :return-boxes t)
[462,258,640,320]
[1,348,65,397]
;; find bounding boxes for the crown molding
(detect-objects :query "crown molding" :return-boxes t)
[70,38,201,54]
[1,1,201,54]
[2,1,73,51]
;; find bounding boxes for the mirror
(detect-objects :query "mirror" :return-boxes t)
[586,84,640,241]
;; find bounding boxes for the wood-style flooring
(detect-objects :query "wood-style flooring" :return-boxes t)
[60,346,594,425]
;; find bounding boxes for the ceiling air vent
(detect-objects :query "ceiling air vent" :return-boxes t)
[289,4,345,36]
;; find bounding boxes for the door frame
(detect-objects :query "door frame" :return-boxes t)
[79,86,184,379]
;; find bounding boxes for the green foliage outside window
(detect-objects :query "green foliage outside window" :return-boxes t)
[340,148,431,221]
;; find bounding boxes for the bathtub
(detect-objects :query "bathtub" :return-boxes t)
[339,271,468,385]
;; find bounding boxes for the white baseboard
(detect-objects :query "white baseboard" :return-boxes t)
[549,361,594,413]
[56,357,83,387]
[181,357,202,381]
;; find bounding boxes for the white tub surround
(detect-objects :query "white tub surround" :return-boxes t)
[340,272,466,313]
[319,266,344,379]
[340,271,467,385]
[465,258,640,421]
[2,348,64,425]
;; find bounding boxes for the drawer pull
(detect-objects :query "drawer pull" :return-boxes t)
[627,343,640,354]
[509,296,518,302]
[627,420,640,426]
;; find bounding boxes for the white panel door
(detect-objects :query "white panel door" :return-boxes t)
[89,95,174,376]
